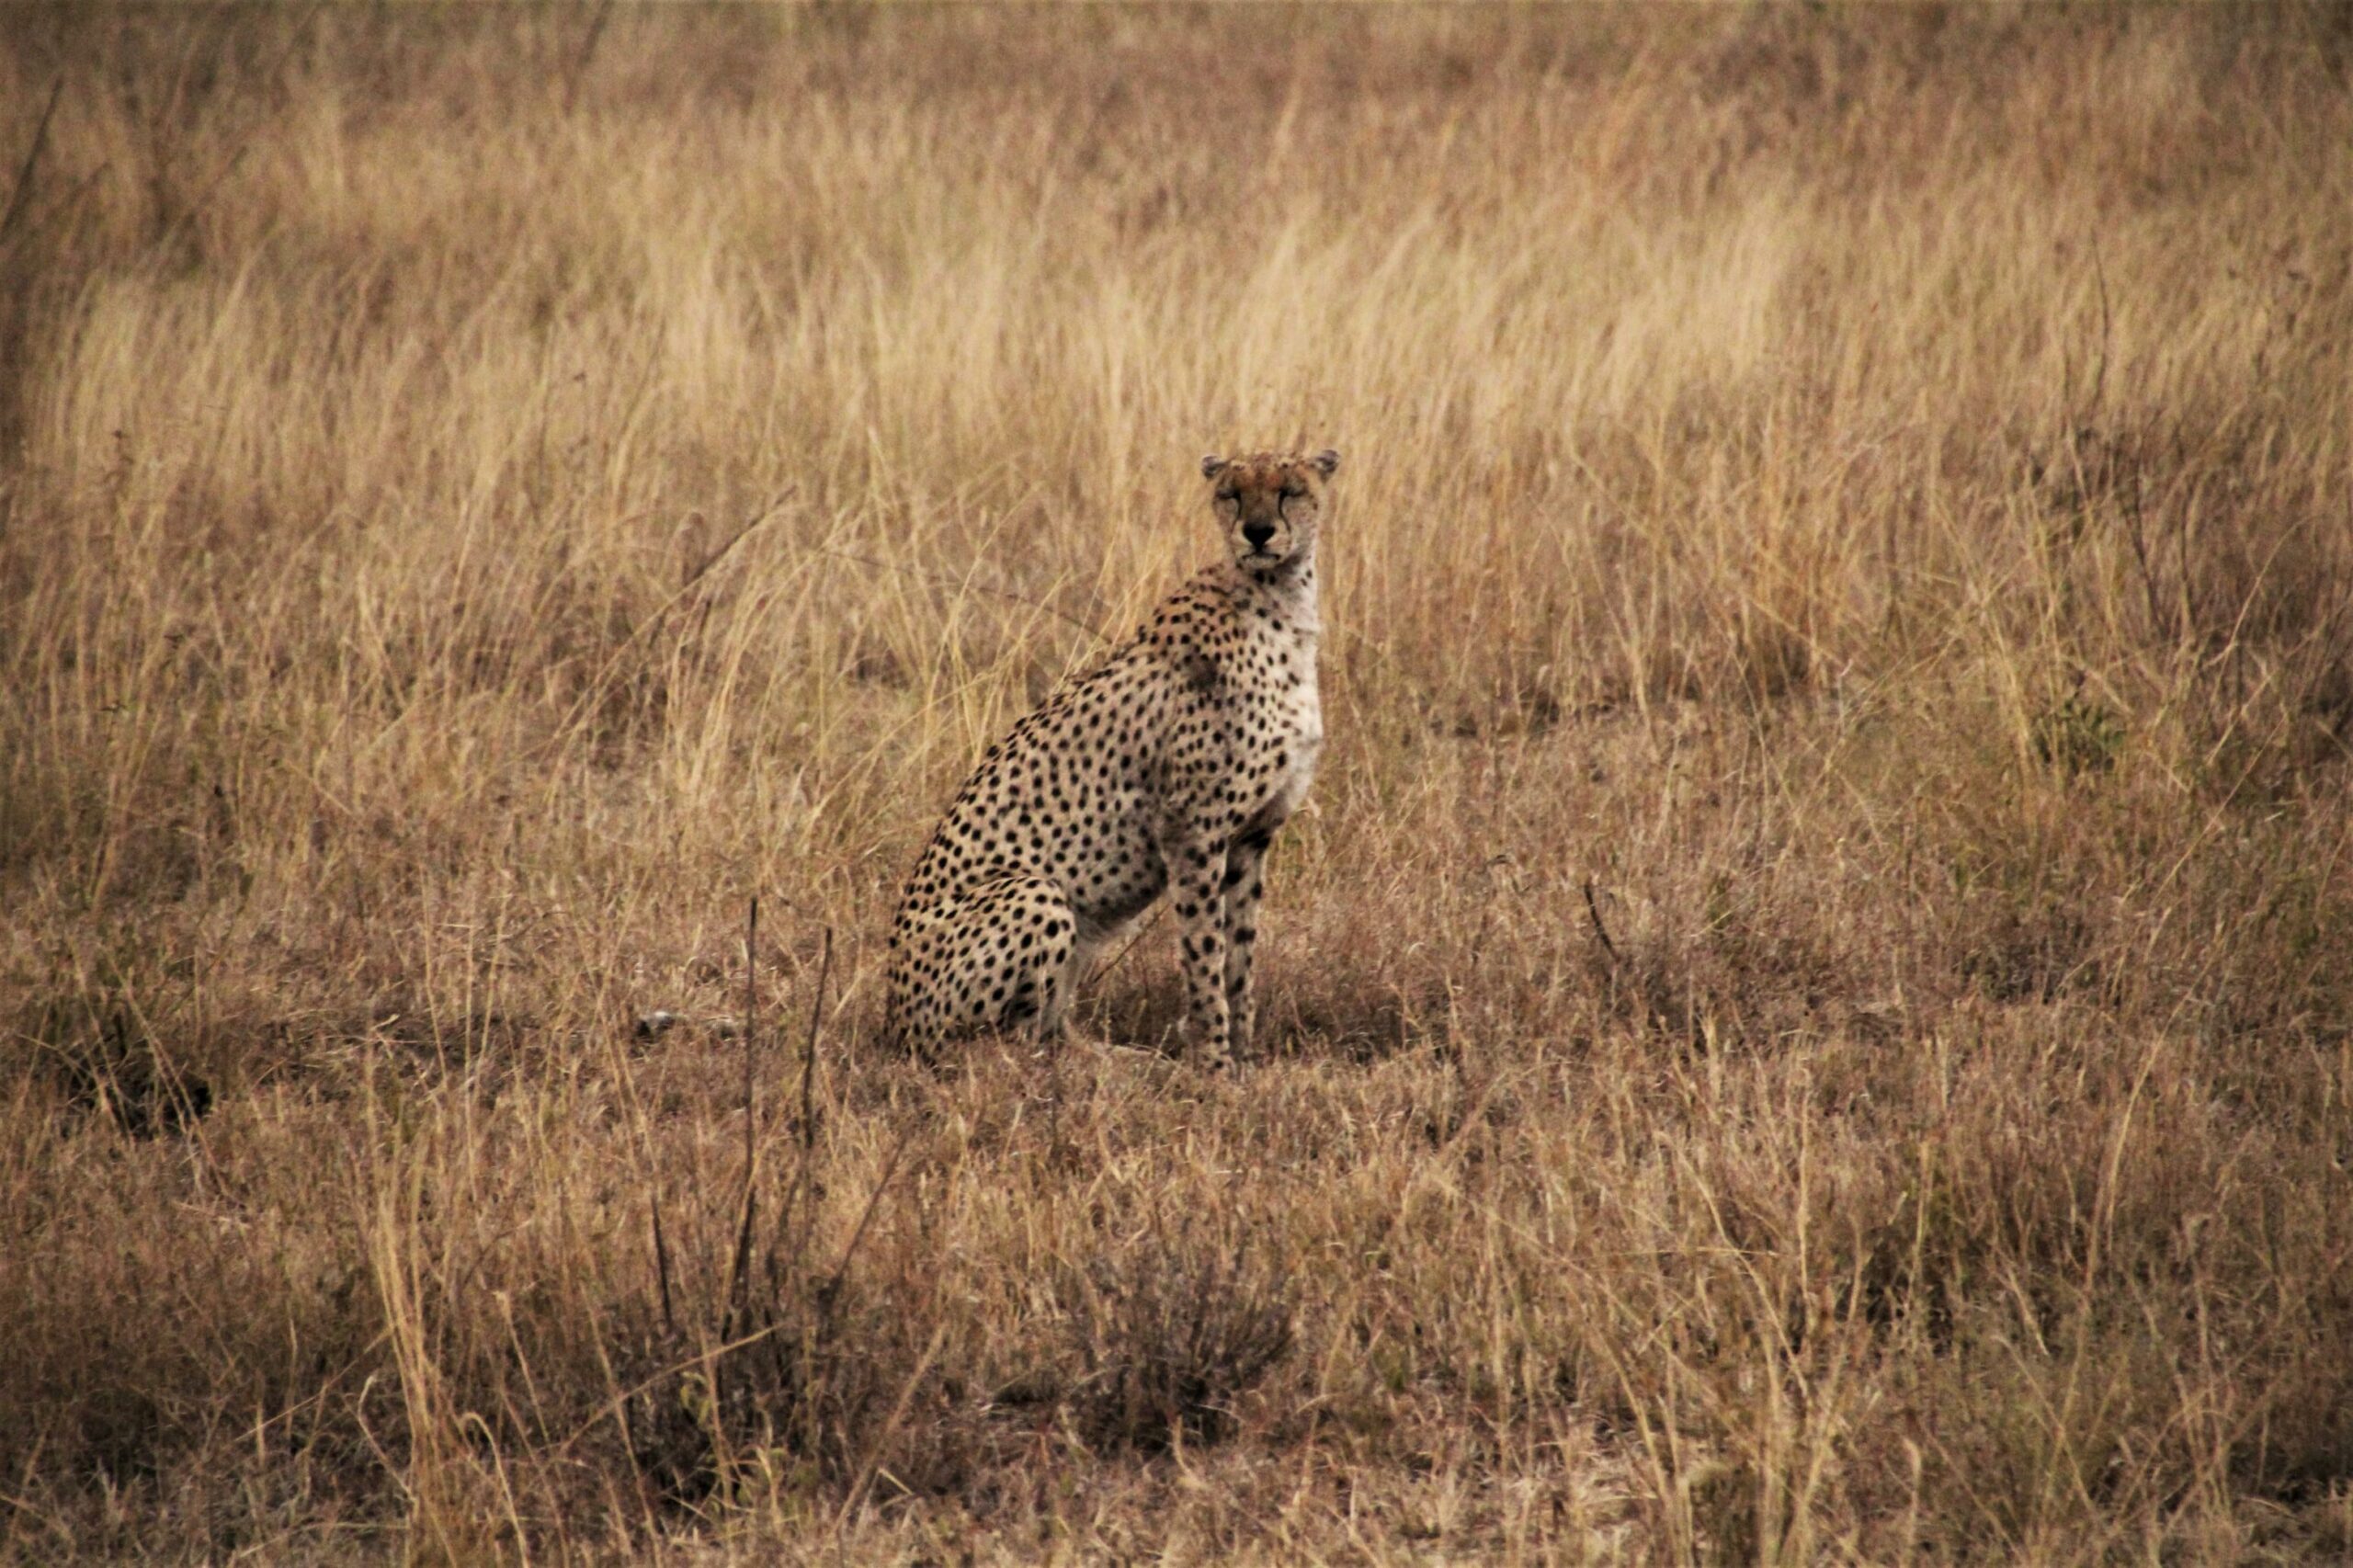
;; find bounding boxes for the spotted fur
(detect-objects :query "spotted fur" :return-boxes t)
[884,447,1340,1067]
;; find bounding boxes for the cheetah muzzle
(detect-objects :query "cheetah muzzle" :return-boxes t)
[884,447,1340,1068]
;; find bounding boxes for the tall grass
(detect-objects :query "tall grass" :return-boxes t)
[5,6,2353,1561]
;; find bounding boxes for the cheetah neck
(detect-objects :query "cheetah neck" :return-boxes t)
[1236,547,1321,638]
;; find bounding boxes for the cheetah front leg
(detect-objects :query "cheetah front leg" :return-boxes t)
[1219,826,1274,1062]
[1165,834,1232,1067]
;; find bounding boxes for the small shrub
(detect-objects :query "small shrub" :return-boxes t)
[2030,687,2126,778]
[1063,1222,1294,1453]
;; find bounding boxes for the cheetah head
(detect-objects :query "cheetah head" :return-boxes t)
[1199,448,1339,578]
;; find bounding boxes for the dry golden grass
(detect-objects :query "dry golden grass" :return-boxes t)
[6,6,2353,1562]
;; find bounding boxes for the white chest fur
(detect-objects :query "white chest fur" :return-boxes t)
[1252,577,1323,828]
[1268,642,1322,821]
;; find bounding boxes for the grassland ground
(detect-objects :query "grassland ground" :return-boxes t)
[6,6,2353,1562]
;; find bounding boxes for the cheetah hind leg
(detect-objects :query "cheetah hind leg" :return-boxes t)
[892,872,1086,1054]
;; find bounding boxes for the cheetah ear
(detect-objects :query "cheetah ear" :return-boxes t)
[1310,449,1340,480]
[1200,454,1228,481]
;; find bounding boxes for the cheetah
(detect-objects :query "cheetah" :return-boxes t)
[883,448,1339,1068]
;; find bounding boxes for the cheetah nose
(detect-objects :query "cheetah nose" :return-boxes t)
[1243,520,1275,548]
